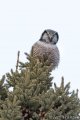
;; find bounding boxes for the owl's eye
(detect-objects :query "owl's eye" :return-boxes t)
[52,34,58,44]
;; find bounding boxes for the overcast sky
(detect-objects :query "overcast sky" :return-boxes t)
[0,0,80,96]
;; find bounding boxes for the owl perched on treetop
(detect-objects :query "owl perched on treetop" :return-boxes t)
[31,29,60,70]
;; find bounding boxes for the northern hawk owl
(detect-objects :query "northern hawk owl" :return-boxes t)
[31,29,60,70]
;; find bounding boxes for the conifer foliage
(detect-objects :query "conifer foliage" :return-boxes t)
[0,51,80,120]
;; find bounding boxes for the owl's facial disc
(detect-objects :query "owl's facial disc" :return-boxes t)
[51,34,58,44]
[40,29,59,44]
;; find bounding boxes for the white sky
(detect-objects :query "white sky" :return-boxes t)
[0,0,80,96]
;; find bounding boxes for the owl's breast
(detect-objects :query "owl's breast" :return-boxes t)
[32,41,51,56]
[32,41,60,68]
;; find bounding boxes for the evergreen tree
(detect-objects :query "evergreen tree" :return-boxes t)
[0,51,80,120]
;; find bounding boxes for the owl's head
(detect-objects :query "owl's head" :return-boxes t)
[40,29,59,44]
